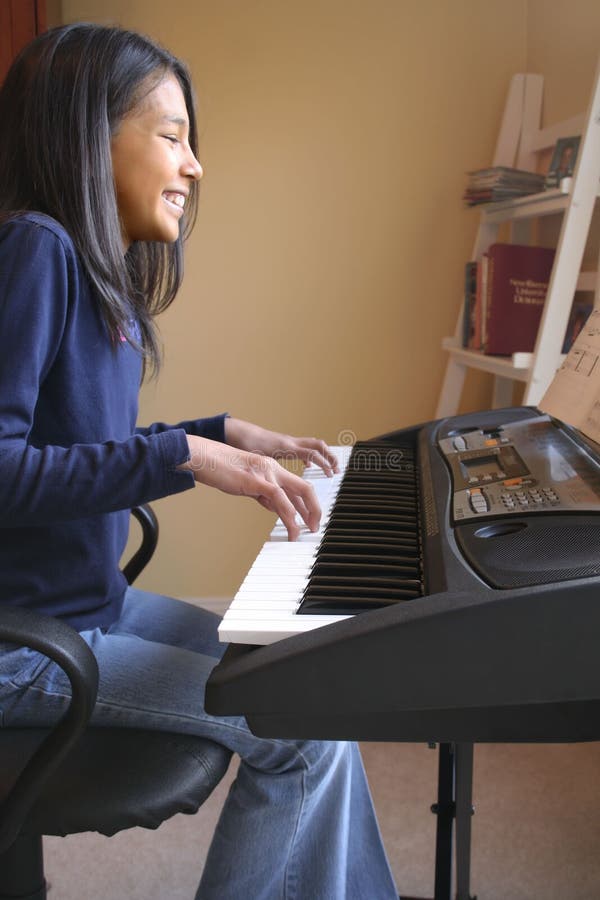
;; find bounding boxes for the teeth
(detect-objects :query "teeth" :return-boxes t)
[164,192,185,208]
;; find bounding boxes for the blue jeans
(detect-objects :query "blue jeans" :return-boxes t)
[0,588,398,899]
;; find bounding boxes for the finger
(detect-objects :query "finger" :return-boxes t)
[319,445,339,475]
[257,495,301,541]
[295,439,339,476]
[286,477,321,532]
[324,445,340,473]
[262,466,321,535]
[289,492,320,533]
[257,482,302,541]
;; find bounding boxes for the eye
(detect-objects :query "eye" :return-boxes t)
[163,135,180,144]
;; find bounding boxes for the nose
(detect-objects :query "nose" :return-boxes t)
[183,147,203,181]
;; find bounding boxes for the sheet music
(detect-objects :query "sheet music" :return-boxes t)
[540,308,600,442]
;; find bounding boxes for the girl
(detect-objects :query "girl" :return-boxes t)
[0,24,398,899]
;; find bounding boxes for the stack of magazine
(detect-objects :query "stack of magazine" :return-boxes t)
[464,166,546,205]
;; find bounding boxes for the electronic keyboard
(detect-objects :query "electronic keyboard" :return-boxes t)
[206,406,600,744]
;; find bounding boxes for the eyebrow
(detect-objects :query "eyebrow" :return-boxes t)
[161,115,188,126]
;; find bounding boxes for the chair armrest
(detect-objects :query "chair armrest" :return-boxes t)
[0,605,99,852]
[122,503,159,585]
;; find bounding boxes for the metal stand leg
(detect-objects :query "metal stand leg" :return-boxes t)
[455,743,476,900]
[405,744,476,900]
[432,743,455,900]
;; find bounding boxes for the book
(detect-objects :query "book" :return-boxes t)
[545,136,581,189]
[464,166,546,206]
[462,256,489,351]
[462,261,477,347]
[477,254,489,350]
[483,243,555,355]
[561,301,594,353]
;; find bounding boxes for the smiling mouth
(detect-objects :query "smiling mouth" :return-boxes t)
[163,192,186,213]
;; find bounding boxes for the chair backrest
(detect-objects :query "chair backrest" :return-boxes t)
[0,504,232,856]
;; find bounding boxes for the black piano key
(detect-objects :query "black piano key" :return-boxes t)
[334,493,417,505]
[298,587,420,615]
[340,470,416,480]
[296,597,398,616]
[310,562,420,579]
[328,508,418,521]
[338,487,415,498]
[339,472,416,482]
[327,511,418,526]
[323,514,419,528]
[301,584,420,603]
[307,575,419,592]
[340,476,415,486]
[333,506,417,517]
[307,578,421,594]
[324,528,418,549]
[312,551,421,567]
[318,539,420,557]
[324,530,419,545]
[339,492,416,501]
[346,463,415,473]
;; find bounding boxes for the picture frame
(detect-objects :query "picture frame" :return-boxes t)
[545,135,581,188]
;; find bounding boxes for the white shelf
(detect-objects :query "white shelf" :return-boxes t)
[441,338,566,382]
[479,186,570,223]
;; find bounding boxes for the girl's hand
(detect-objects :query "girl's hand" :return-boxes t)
[179,435,321,541]
[224,417,339,476]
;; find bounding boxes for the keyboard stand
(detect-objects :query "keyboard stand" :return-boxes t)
[403,742,476,900]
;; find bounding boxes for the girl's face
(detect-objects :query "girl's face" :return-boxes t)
[111,74,202,248]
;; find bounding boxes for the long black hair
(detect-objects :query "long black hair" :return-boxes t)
[0,23,200,375]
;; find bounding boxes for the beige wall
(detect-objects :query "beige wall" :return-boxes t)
[526,0,600,278]
[527,0,600,124]
[57,1,598,600]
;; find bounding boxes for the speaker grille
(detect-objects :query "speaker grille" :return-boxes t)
[455,516,600,588]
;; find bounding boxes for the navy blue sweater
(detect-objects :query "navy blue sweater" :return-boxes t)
[0,213,227,630]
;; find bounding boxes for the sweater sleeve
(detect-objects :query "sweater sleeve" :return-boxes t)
[0,218,196,527]
[136,413,229,444]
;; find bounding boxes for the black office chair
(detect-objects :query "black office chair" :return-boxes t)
[0,505,232,900]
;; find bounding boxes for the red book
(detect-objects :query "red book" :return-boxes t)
[484,243,555,355]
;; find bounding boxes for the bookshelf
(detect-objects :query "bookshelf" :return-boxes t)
[436,56,600,417]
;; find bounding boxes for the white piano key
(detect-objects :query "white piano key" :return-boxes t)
[250,541,316,554]
[234,577,305,591]
[218,444,356,644]
[229,599,299,612]
[227,605,300,618]
[238,585,308,596]
[246,564,313,575]
[235,587,307,598]
[218,614,350,645]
